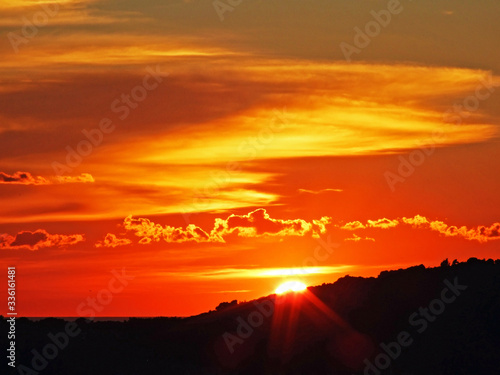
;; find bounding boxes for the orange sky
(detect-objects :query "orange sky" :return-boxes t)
[0,0,499,317]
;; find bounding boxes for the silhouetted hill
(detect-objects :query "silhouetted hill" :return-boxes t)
[2,258,499,374]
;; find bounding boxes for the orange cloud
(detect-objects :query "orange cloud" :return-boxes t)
[465,223,500,242]
[341,218,400,230]
[298,188,343,194]
[210,208,331,240]
[341,221,366,230]
[341,215,499,243]
[54,173,94,183]
[155,265,351,280]
[340,218,399,230]
[120,209,331,245]
[135,64,499,169]
[402,215,500,243]
[0,0,146,28]
[95,233,132,248]
[0,229,84,250]
[401,215,429,227]
[123,215,214,244]
[115,213,500,246]
[367,218,399,229]
[2,59,498,221]
[344,234,375,242]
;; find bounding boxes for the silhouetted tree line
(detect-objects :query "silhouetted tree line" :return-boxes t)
[215,300,238,312]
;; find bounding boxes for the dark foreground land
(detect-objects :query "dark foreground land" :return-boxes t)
[2,258,500,375]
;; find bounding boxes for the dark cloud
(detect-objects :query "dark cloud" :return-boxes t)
[0,171,93,185]
[10,230,48,247]
[0,229,85,250]
[0,171,48,185]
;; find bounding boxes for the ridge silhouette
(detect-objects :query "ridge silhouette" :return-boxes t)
[2,258,499,375]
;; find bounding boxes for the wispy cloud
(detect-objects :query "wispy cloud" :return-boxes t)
[155,265,352,280]
[298,188,343,194]
[344,234,375,242]
[210,290,252,294]
[1,60,498,221]
[54,173,94,183]
[136,64,500,166]
[0,0,148,27]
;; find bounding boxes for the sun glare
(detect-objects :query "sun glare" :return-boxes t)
[275,280,307,295]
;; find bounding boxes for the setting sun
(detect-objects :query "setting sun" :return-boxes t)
[275,280,308,294]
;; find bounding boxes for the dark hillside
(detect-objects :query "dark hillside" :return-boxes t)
[2,258,499,375]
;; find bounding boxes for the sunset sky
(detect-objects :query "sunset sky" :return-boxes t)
[1,0,499,317]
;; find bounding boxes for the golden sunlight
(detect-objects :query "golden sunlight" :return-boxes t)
[275,280,307,294]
